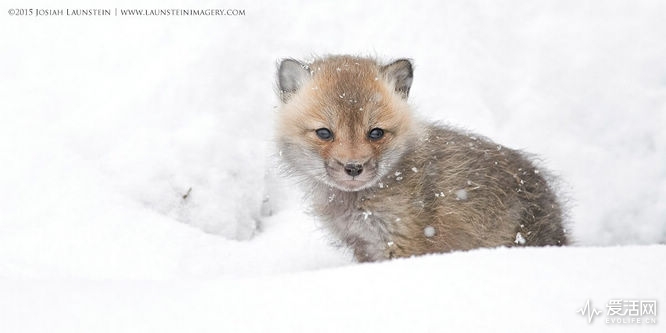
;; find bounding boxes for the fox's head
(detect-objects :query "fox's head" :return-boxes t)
[275,56,417,192]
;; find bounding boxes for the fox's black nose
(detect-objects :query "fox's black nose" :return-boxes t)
[344,163,363,177]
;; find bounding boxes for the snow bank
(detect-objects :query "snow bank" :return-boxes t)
[1,245,664,332]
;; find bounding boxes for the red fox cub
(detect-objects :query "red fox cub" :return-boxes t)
[275,55,568,262]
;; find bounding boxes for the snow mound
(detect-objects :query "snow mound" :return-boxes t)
[1,245,663,332]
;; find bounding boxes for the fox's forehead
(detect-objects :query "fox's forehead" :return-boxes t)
[310,57,381,96]
[309,86,394,131]
[309,56,380,76]
[306,58,394,123]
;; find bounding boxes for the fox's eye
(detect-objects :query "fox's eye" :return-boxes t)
[315,128,333,140]
[368,128,384,140]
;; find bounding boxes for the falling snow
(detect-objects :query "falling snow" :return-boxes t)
[455,189,468,200]
[515,232,526,245]
[424,226,436,238]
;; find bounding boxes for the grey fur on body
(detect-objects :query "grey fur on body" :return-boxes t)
[275,55,568,262]
[311,124,567,262]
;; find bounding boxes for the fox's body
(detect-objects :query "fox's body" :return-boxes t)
[276,55,567,262]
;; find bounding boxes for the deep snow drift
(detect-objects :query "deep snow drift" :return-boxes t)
[1,0,664,331]
[2,246,664,332]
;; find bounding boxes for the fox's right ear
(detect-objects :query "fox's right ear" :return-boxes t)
[277,59,311,103]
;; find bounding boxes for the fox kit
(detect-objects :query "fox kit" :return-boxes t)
[275,55,567,262]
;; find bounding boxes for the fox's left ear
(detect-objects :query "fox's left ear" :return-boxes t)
[381,59,413,99]
[277,59,311,103]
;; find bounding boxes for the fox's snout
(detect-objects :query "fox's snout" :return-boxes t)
[343,162,363,177]
[329,158,371,177]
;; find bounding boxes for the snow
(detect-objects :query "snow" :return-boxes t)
[515,232,527,245]
[455,189,469,200]
[424,225,436,238]
[1,0,665,331]
[1,246,664,332]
